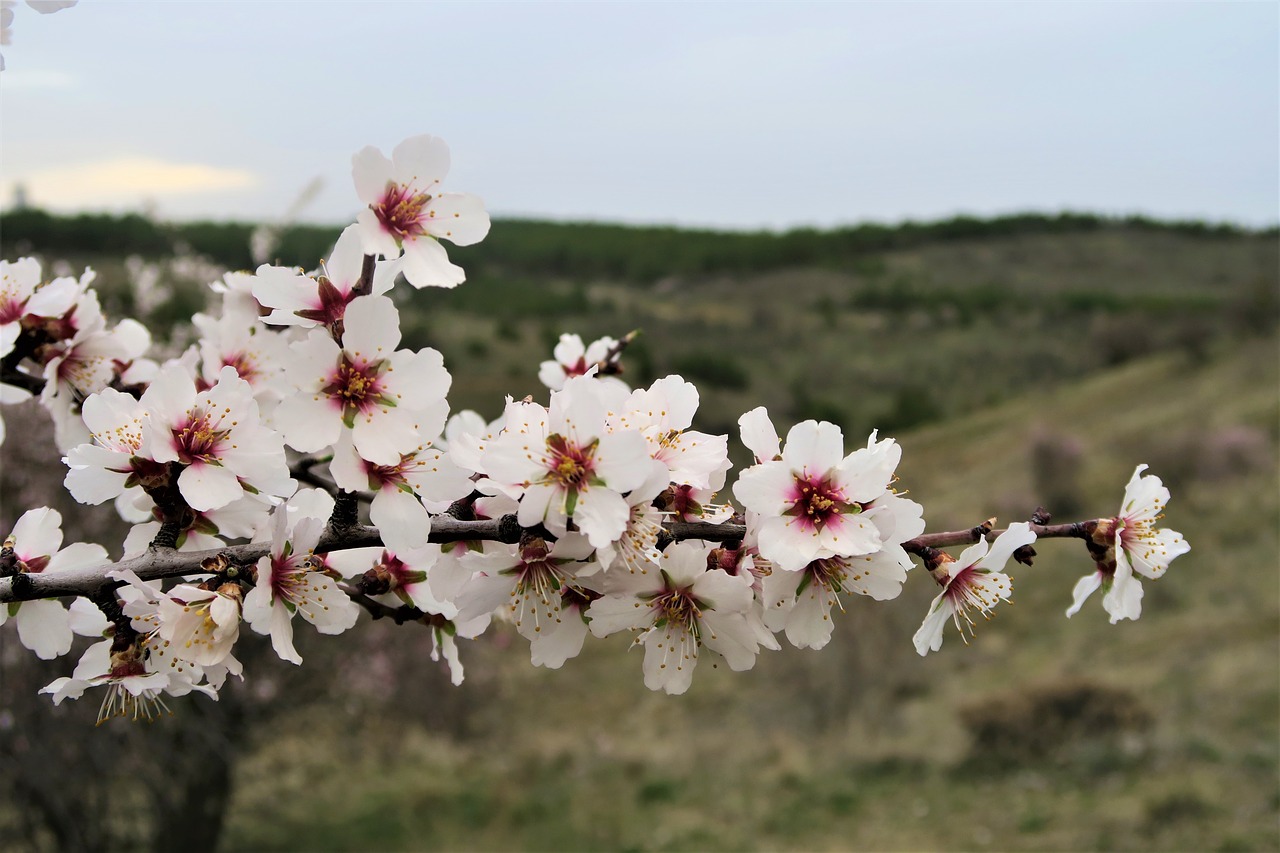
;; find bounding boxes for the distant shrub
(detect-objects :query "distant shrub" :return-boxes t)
[1143,426,1275,491]
[1030,428,1085,516]
[960,679,1152,769]
[1089,313,1154,366]
[787,381,849,431]
[671,351,750,391]
[1228,277,1280,336]
[877,384,943,432]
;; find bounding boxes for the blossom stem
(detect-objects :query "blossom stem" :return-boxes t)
[329,489,362,534]
[351,254,377,298]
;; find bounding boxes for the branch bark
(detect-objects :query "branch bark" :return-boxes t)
[0,515,1091,604]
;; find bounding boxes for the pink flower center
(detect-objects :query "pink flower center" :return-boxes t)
[787,475,851,529]
[295,276,351,327]
[0,296,25,325]
[649,584,703,637]
[374,184,431,240]
[221,351,260,384]
[807,556,852,594]
[544,434,595,489]
[321,355,388,423]
[173,410,230,464]
[366,456,411,490]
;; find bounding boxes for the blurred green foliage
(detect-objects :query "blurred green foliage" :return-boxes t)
[1,210,1276,852]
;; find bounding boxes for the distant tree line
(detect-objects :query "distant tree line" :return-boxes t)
[1,207,1271,282]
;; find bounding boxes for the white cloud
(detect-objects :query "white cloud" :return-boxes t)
[14,156,258,208]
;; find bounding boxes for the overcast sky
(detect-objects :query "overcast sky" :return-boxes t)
[1,1,1276,230]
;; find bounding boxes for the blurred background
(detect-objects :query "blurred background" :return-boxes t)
[1,2,1277,851]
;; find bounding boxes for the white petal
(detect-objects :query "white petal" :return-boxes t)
[342,294,401,356]
[178,463,243,512]
[390,134,451,190]
[17,599,73,659]
[424,193,490,246]
[400,236,465,289]
[351,145,393,204]
[1065,572,1103,617]
[371,489,432,554]
[782,420,845,475]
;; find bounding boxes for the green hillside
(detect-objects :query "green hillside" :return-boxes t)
[0,213,1276,851]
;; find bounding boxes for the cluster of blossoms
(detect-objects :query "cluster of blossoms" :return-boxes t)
[0,134,1191,721]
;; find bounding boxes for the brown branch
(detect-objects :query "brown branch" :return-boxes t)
[0,517,516,603]
[0,361,44,395]
[907,521,1086,550]
[337,582,426,625]
[0,512,1096,605]
[595,329,639,376]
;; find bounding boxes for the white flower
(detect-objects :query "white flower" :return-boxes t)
[253,225,400,329]
[480,376,653,548]
[595,465,669,575]
[608,375,728,490]
[41,578,222,724]
[762,490,928,645]
[140,362,294,512]
[762,492,923,652]
[243,500,359,664]
[329,431,473,554]
[352,134,490,289]
[40,637,212,725]
[192,306,293,409]
[733,413,899,572]
[1066,465,1189,623]
[0,257,77,356]
[63,386,154,506]
[272,294,451,466]
[538,333,627,392]
[0,507,107,659]
[156,582,243,668]
[913,522,1037,656]
[455,534,599,668]
[587,540,759,694]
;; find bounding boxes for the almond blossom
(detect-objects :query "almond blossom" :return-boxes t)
[243,497,359,664]
[913,522,1037,655]
[192,306,293,409]
[157,581,243,668]
[329,431,473,554]
[252,224,400,330]
[733,413,900,572]
[538,333,627,392]
[480,375,653,548]
[272,294,450,466]
[0,507,108,659]
[140,362,294,512]
[608,375,729,491]
[0,257,78,357]
[63,386,156,506]
[587,540,759,695]
[40,636,215,725]
[1066,464,1189,623]
[763,492,925,650]
[44,570,227,721]
[455,534,599,667]
[352,134,490,289]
